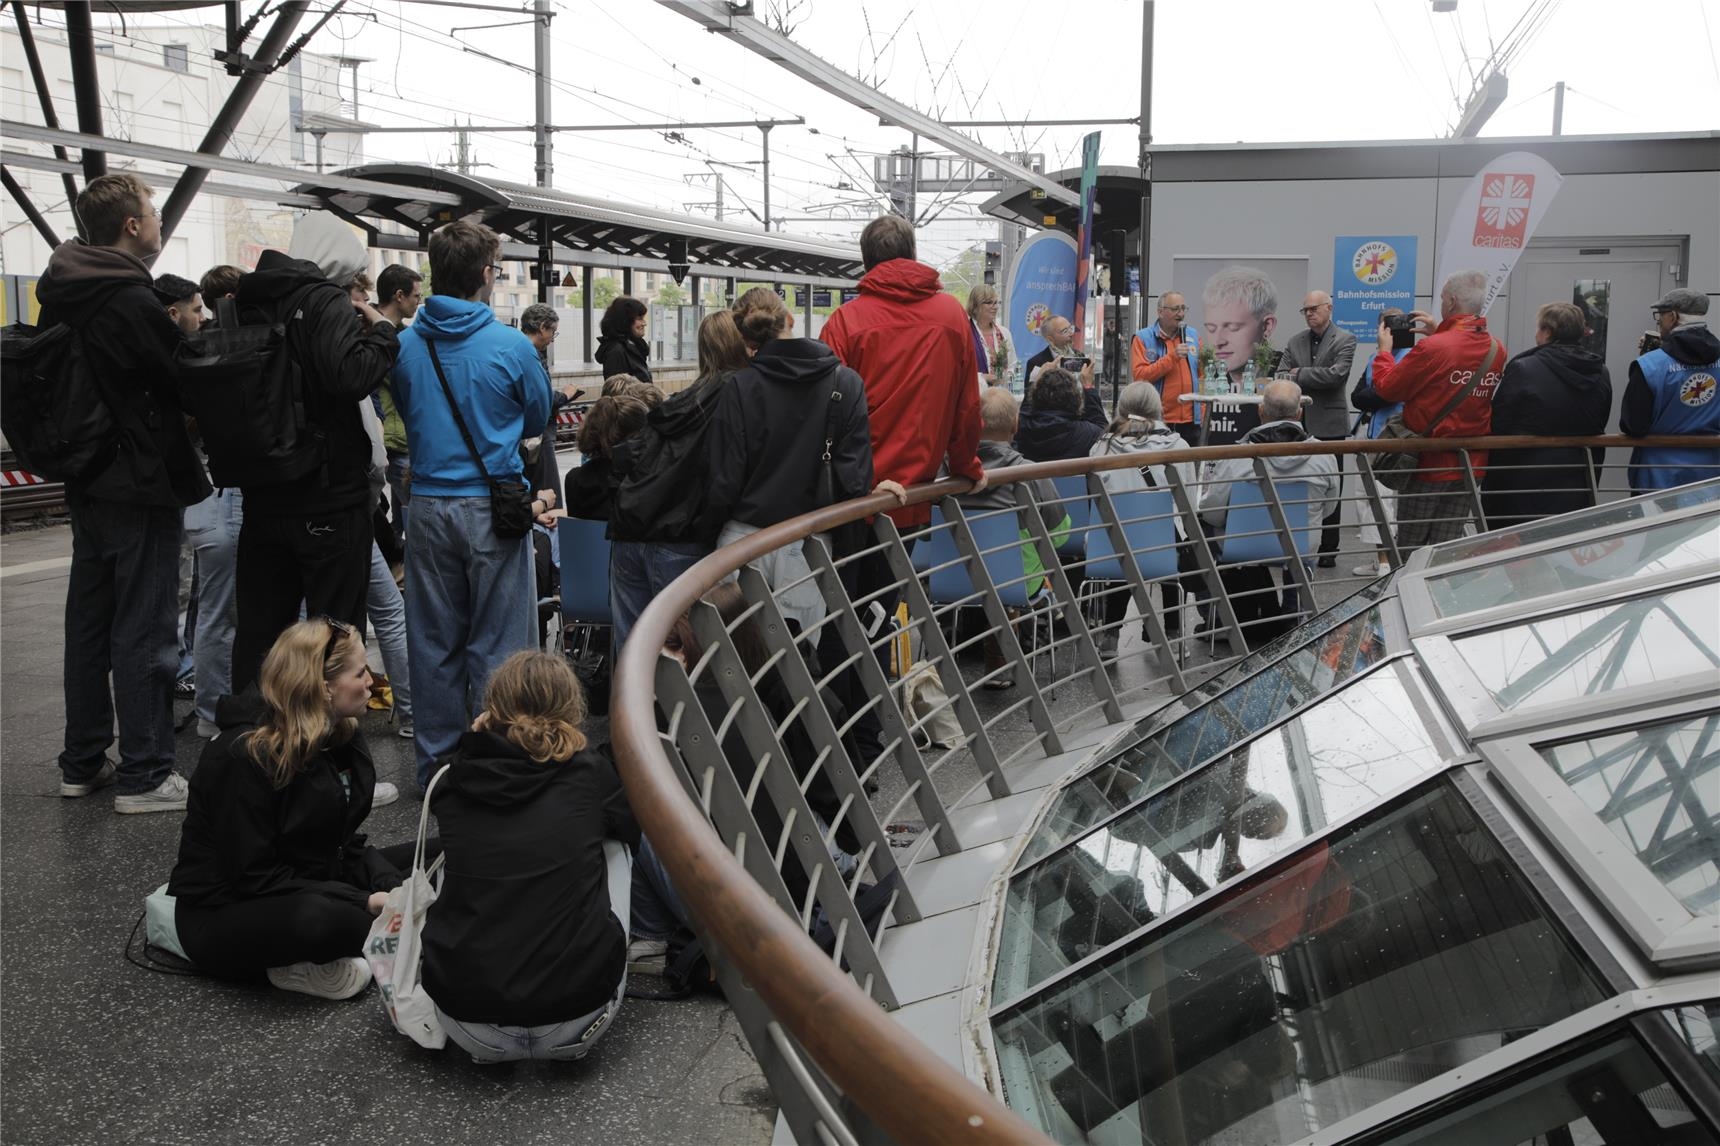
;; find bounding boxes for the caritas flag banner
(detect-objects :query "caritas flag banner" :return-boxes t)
[1436,149,1564,315]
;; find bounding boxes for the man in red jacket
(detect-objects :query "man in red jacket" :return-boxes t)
[1370,269,1505,553]
[823,214,988,528]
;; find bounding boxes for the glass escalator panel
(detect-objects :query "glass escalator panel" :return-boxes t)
[1427,481,1720,569]
[992,781,1609,1145]
[995,664,1445,1002]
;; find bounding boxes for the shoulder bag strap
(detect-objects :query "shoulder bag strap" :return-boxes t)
[821,384,843,465]
[425,338,498,485]
[1423,337,1504,435]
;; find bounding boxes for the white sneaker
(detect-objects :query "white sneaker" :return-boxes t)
[61,760,116,798]
[1352,562,1390,578]
[627,938,668,974]
[196,718,221,739]
[266,956,372,1000]
[113,772,190,814]
[397,721,415,740]
[372,781,400,808]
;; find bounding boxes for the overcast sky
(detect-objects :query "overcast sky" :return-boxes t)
[92,0,1720,264]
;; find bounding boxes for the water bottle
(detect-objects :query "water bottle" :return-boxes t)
[1242,359,1257,395]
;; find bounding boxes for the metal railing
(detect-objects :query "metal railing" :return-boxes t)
[607,433,1717,1146]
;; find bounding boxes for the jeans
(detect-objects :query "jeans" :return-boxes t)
[385,454,409,546]
[436,841,631,1063]
[60,493,183,794]
[1316,443,1345,556]
[404,496,537,787]
[184,487,243,724]
[231,505,372,692]
[366,541,411,724]
[608,540,709,651]
[630,835,691,943]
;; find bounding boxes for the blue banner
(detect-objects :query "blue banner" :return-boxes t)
[1332,235,1416,342]
[1006,231,1078,368]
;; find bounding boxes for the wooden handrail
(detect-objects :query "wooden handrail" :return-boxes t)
[605,435,1716,1145]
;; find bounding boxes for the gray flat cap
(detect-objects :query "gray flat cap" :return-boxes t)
[1652,287,1709,316]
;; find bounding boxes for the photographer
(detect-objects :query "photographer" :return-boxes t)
[1368,270,1503,553]
[1023,314,1096,391]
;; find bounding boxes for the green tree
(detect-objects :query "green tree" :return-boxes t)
[941,245,986,308]
[591,276,621,312]
[655,281,689,308]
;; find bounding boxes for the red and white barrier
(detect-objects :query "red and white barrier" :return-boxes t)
[0,470,48,488]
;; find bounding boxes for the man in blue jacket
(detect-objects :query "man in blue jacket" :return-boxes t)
[390,221,553,786]
[1622,288,1720,492]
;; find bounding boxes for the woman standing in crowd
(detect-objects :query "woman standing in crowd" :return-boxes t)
[1089,382,1198,645]
[422,651,638,1063]
[968,284,1014,390]
[595,297,653,383]
[166,619,411,999]
[605,311,751,649]
[563,381,661,521]
[695,288,877,634]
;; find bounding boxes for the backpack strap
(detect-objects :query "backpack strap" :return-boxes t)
[1423,337,1505,435]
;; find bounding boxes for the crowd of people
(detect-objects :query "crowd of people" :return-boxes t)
[35,169,1716,1062]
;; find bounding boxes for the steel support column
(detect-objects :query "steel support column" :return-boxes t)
[161,1,311,241]
[12,4,82,233]
[1,166,61,248]
[64,2,105,182]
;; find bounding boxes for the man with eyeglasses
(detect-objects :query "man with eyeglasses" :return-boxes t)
[36,173,211,813]
[1131,291,1202,445]
[1277,290,1357,565]
[1622,287,1719,491]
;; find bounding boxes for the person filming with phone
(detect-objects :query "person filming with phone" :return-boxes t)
[1022,314,1096,392]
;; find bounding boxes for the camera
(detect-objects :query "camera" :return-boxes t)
[1383,314,1415,333]
[1639,331,1662,355]
[1059,355,1089,373]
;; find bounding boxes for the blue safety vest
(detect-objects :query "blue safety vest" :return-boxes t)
[1134,322,1202,424]
[1632,348,1720,491]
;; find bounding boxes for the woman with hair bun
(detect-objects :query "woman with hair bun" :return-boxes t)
[421,650,640,1063]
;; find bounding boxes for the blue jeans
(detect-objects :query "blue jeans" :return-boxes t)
[366,541,411,723]
[184,487,243,724]
[609,540,709,651]
[60,493,182,794]
[630,835,692,943]
[435,842,631,1063]
[404,496,536,787]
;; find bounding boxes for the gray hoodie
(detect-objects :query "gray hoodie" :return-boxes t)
[1198,419,1339,532]
[286,211,366,287]
[950,438,1066,535]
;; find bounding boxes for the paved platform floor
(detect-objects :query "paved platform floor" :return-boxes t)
[0,520,776,1146]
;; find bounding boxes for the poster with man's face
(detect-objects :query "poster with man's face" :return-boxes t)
[1166,258,1309,444]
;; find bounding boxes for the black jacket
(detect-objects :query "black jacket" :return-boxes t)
[698,338,872,537]
[34,240,210,508]
[168,692,400,910]
[1482,342,1613,527]
[564,454,617,521]
[231,252,398,517]
[421,732,640,1026]
[595,333,652,383]
[1015,387,1108,461]
[1622,324,1720,435]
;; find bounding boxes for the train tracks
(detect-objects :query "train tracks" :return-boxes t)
[0,454,65,524]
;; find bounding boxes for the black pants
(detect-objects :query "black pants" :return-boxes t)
[231,505,372,691]
[1221,564,1300,649]
[819,529,913,766]
[1315,441,1345,556]
[175,840,424,978]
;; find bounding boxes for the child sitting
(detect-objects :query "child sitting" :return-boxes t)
[421,650,640,1062]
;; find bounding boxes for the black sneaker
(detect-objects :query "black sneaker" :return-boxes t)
[173,674,196,700]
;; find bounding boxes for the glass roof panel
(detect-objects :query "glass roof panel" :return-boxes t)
[1660,1001,1720,1089]
[1452,581,1720,713]
[1539,711,1720,916]
[994,666,1443,1003]
[1426,481,1720,569]
[1021,604,1392,863]
[992,782,1610,1145]
[1426,512,1720,619]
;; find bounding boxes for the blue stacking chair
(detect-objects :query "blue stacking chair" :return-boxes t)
[924,502,1056,684]
[1049,475,1092,561]
[558,516,613,658]
[1221,480,1315,565]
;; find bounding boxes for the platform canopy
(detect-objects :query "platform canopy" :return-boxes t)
[291,164,864,281]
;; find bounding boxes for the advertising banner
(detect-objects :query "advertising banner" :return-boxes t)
[1435,149,1564,315]
[1007,230,1079,368]
[1332,235,1417,342]
[1170,257,1309,444]
[1071,130,1101,352]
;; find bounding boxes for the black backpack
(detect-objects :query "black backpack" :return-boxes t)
[0,311,122,483]
[178,282,329,487]
[608,370,728,543]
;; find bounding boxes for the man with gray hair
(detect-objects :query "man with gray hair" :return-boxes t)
[1622,287,1719,491]
[518,302,579,493]
[1197,379,1338,648]
[1278,289,1357,566]
[1369,268,1505,552]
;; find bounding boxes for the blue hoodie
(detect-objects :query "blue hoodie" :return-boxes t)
[392,296,552,497]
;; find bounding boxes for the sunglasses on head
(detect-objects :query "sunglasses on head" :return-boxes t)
[317,616,355,663]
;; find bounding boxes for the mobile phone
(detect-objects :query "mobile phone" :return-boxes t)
[1058,355,1088,372]
[1384,313,1417,351]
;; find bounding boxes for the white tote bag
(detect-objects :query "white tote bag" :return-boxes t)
[365,764,449,1049]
